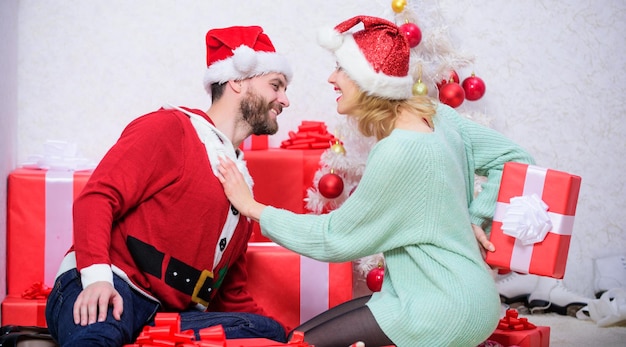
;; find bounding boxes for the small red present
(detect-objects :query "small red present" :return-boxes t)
[7,168,91,294]
[1,295,47,327]
[486,310,550,347]
[486,162,581,279]
[246,243,353,332]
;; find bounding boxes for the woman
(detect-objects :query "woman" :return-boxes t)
[219,15,534,347]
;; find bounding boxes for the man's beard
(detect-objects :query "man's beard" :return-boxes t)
[240,90,280,136]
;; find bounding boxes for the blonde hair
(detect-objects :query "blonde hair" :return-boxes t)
[351,91,437,140]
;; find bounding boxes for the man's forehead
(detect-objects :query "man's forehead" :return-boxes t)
[257,72,288,85]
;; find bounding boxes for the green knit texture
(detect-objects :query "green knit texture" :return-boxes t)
[260,104,534,346]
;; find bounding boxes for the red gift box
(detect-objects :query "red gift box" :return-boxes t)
[486,162,581,279]
[487,326,550,347]
[246,243,353,332]
[485,309,550,347]
[486,309,550,347]
[6,168,91,294]
[125,313,313,347]
[1,295,47,327]
[244,149,324,242]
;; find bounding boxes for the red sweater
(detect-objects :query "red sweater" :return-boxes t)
[70,107,265,315]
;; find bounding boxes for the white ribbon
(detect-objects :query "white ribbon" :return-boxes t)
[22,140,96,171]
[501,194,553,245]
[576,288,626,327]
[44,170,75,287]
[300,256,330,323]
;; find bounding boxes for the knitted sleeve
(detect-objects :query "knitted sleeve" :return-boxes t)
[260,135,440,262]
[437,105,535,232]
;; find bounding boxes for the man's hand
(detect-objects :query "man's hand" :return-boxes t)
[73,281,123,326]
[472,224,495,260]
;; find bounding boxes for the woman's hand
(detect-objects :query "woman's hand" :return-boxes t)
[217,156,265,221]
[472,224,495,260]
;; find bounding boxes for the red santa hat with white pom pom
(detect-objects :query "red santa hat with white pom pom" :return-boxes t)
[317,15,413,100]
[203,26,293,97]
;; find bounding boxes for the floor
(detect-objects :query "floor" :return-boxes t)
[518,312,626,347]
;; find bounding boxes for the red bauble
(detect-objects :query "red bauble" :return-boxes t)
[399,22,422,48]
[439,82,465,108]
[462,73,486,101]
[318,172,344,199]
[436,70,460,90]
[366,265,385,292]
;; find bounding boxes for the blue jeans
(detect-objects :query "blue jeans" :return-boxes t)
[45,269,287,346]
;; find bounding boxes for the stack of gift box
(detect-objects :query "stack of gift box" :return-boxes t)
[2,126,353,335]
[4,128,582,347]
[3,168,92,326]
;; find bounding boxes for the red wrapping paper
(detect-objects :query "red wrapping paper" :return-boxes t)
[1,295,47,327]
[246,243,353,332]
[487,327,550,347]
[126,313,312,347]
[486,162,581,279]
[484,309,550,347]
[240,135,269,151]
[244,149,324,242]
[280,121,337,150]
[6,168,91,294]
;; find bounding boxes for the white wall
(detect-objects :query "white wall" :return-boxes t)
[13,0,626,297]
[0,0,19,313]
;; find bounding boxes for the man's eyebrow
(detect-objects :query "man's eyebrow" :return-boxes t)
[270,77,287,90]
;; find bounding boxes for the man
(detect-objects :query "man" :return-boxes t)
[45,25,292,346]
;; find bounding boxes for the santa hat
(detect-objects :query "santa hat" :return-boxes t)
[317,15,413,100]
[203,26,293,96]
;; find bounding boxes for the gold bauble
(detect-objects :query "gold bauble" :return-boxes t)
[391,0,407,13]
[412,81,428,96]
[330,141,346,155]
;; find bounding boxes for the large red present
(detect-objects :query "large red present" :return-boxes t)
[6,168,91,294]
[244,149,324,242]
[1,295,47,327]
[486,162,581,279]
[246,242,353,332]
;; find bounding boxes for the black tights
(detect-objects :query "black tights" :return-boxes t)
[288,295,394,347]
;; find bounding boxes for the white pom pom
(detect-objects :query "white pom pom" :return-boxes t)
[232,45,257,75]
[317,26,343,51]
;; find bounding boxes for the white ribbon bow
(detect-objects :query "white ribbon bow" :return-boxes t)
[22,140,96,171]
[501,194,553,245]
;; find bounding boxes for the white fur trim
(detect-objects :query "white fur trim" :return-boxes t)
[319,33,413,100]
[203,45,292,94]
[317,26,343,51]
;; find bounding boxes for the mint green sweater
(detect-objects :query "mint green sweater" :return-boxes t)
[260,104,535,346]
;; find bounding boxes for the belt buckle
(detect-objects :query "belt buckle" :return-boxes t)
[192,269,214,307]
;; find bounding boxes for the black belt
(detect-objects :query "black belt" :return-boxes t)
[127,236,213,307]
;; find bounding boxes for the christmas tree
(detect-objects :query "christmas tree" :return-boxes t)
[304,0,492,291]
